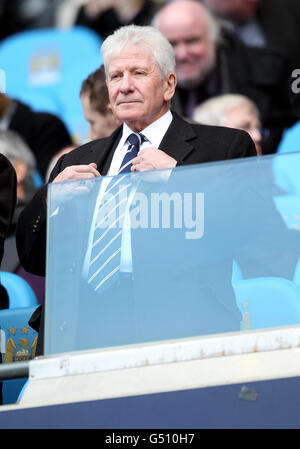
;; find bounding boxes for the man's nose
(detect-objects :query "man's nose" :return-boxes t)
[174,43,189,61]
[119,73,134,92]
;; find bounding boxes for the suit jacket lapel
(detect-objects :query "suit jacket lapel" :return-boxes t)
[159,111,197,163]
[88,126,123,175]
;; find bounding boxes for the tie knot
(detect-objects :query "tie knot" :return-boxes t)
[127,133,146,147]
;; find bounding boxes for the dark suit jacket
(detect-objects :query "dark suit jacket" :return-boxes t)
[0,153,17,295]
[16,111,256,275]
[256,0,300,121]
[257,0,300,70]
[16,111,256,353]
[0,152,16,396]
[173,28,297,155]
[75,0,161,40]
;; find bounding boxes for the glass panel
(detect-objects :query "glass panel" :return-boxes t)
[44,151,300,355]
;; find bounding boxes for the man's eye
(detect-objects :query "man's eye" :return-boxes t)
[110,74,121,81]
[186,37,202,45]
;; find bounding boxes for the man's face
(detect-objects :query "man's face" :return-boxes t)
[158,7,217,88]
[204,0,260,22]
[107,45,176,132]
[81,92,118,140]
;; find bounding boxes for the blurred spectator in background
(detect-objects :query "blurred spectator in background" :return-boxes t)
[155,0,297,155]
[0,0,63,40]
[202,0,300,70]
[80,65,120,140]
[75,0,163,39]
[193,94,262,155]
[0,93,73,180]
[0,130,44,304]
[55,0,86,28]
[45,144,77,182]
[0,0,18,41]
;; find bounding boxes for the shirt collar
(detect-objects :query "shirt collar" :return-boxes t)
[121,110,173,148]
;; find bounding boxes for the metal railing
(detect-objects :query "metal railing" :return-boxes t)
[0,361,29,380]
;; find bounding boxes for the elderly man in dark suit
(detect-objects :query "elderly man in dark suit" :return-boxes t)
[16,23,256,275]
[16,24,256,355]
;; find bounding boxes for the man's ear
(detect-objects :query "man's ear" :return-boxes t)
[13,159,27,183]
[164,72,177,102]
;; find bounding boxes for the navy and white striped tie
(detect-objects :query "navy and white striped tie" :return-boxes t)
[86,133,145,293]
[118,133,146,174]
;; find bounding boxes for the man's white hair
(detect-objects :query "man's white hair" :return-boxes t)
[0,129,36,194]
[101,24,176,79]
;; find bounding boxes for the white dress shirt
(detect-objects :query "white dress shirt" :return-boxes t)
[83,110,174,279]
[108,110,173,176]
[113,110,174,272]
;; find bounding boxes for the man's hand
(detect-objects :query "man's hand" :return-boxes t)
[52,163,100,183]
[49,163,101,206]
[131,147,177,172]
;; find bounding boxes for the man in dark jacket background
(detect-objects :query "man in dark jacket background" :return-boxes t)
[155,0,297,155]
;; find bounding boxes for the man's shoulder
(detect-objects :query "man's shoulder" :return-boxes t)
[191,121,255,152]
[169,112,257,160]
[174,113,250,140]
[190,120,246,136]
[63,127,122,163]
[72,136,110,155]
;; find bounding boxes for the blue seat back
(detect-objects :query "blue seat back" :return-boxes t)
[272,151,300,195]
[273,194,300,231]
[0,306,38,404]
[0,26,103,143]
[0,271,38,308]
[233,277,300,330]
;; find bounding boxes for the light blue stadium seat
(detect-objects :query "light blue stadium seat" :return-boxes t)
[277,122,300,154]
[272,151,300,195]
[273,194,300,230]
[232,259,244,282]
[18,87,60,116]
[293,257,300,287]
[0,306,38,405]
[0,271,38,308]
[233,277,300,330]
[0,26,103,143]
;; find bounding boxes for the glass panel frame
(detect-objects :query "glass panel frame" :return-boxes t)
[44,152,300,355]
